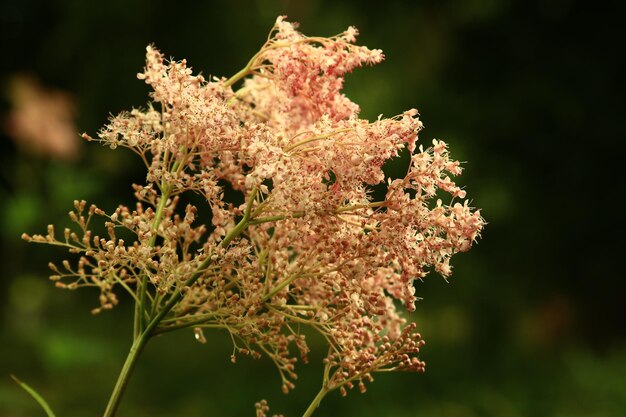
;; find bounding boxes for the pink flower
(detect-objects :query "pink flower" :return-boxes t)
[26,16,484,411]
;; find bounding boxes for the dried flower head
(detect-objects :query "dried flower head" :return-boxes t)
[24,16,484,415]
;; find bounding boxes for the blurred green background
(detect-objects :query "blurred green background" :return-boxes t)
[1,0,624,416]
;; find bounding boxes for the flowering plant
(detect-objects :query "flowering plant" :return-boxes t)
[21,17,484,417]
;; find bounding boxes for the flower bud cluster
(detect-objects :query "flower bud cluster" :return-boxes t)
[25,16,484,407]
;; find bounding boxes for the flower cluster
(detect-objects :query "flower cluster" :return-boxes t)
[24,16,484,414]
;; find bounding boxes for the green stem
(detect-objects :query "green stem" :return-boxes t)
[154,321,233,335]
[149,187,258,335]
[249,213,301,225]
[153,313,225,334]
[11,375,57,417]
[284,129,351,153]
[249,201,388,226]
[103,189,257,417]
[134,186,171,340]
[224,37,334,89]
[135,147,185,339]
[102,331,150,417]
[224,48,266,88]
[301,387,329,417]
[261,272,299,303]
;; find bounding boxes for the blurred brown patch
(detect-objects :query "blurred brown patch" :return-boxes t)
[3,74,80,160]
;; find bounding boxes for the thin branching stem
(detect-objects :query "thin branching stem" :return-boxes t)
[103,188,258,417]
[301,386,329,417]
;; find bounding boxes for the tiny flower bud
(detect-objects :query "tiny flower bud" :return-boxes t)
[194,328,207,344]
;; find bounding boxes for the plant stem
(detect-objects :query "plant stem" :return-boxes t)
[11,375,57,417]
[134,185,171,340]
[148,188,258,332]
[102,331,150,417]
[224,48,266,88]
[249,201,388,226]
[261,271,299,303]
[103,188,258,417]
[301,387,328,417]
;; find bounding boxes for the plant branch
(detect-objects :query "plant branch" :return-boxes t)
[102,332,150,417]
[144,187,258,336]
[301,386,329,417]
[104,189,258,417]
[249,201,388,225]
[260,271,300,303]
[134,184,171,340]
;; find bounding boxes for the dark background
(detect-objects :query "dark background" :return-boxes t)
[1,1,624,416]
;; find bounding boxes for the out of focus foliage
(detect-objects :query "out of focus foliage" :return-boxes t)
[1,1,624,416]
